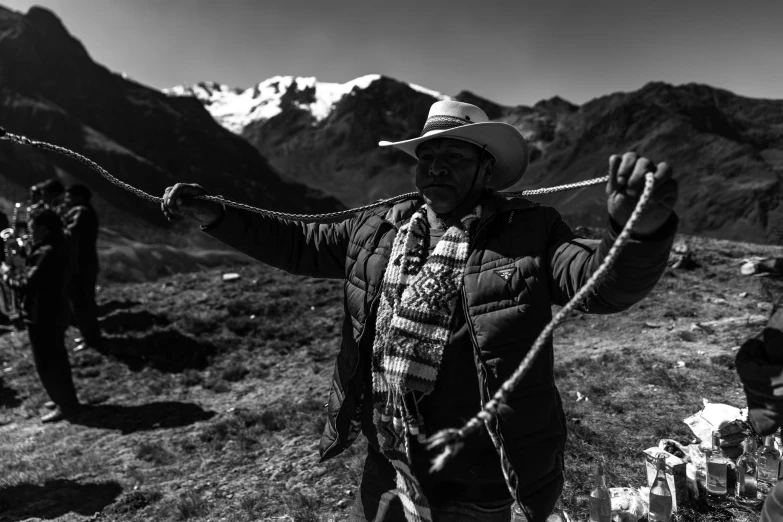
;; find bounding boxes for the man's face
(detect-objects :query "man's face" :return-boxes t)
[415,138,488,214]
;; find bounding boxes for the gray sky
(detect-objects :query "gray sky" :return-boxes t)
[4,0,782,106]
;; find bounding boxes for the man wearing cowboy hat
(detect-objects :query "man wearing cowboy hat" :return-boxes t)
[162,100,678,522]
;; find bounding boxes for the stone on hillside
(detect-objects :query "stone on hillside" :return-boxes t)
[669,242,698,270]
[672,241,689,254]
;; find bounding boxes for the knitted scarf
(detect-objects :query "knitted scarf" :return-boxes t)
[371,204,482,522]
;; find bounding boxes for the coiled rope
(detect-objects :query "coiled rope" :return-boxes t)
[0,126,654,470]
[0,129,608,220]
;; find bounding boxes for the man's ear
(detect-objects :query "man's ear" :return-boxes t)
[483,157,496,183]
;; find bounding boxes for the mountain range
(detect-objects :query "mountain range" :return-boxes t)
[0,4,779,246]
[0,5,341,240]
[167,75,783,245]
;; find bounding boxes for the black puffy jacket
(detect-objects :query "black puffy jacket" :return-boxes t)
[206,193,676,508]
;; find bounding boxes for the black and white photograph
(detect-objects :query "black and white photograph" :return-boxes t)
[0,1,781,521]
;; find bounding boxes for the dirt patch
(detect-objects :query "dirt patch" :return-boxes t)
[0,236,779,521]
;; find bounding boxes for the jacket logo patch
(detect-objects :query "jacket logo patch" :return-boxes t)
[494,268,515,282]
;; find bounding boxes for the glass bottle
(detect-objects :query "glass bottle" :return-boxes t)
[588,462,611,522]
[705,430,728,505]
[649,453,673,521]
[758,434,780,493]
[735,437,759,505]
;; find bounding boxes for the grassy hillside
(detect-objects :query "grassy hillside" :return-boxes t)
[0,233,781,522]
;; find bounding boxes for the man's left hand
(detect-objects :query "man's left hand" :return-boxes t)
[606,152,678,236]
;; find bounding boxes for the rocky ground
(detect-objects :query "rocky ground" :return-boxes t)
[0,232,781,522]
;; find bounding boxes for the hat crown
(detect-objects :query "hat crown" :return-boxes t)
[427,101,489,124]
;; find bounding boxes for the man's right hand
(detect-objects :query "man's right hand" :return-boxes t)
[161,183,224,227]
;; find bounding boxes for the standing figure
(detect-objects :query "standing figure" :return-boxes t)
[0,208,9,234]
[0,207,8,265]
[162,101,678,522]
[30,178,65,207]
[63,184,102,351]
[0,208,11,324]
[8,207,81,422]
[735,301,783,521]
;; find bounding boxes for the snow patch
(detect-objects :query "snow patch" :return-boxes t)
[408,82,450,101]
[163,75,450,134]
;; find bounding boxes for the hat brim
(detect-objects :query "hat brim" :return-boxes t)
[379,122,529,190]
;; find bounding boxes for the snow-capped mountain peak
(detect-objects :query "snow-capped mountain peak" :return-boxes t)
[164,74,449,134]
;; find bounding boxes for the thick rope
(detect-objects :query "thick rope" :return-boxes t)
[426,171,655,470]
[0,129,607,220]
[0,126,655,470]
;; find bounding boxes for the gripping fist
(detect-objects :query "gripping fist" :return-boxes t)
[161,183,224,227]
[606,152,678,236]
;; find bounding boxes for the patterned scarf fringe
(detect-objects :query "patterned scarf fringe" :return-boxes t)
[370,205,481,522]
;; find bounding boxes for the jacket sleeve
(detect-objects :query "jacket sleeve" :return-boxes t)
[22,247,54,293]
[202,207,355,279]
[65,207,87,240]
[546,206,678,314]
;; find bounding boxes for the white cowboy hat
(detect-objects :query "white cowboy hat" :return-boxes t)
[379,100,529,190]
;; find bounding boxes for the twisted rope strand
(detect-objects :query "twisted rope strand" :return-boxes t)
[0,130,607,220]
[426,172,656,470]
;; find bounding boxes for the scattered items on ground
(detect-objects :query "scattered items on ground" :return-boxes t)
[741,257,783,277]
[594,400,775,520]
[669,240,698,270]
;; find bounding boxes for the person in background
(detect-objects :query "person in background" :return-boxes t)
[5,207,80,423]
[0,208,10,324]
[735,298,783,521]
[0,208,8,262]
[30,178,65,207]
[0,208,8,232]
[62,184,102,351]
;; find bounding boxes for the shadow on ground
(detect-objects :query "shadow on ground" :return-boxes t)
[99,329,215,372]
[69,401,215,434]
[0,378,20,408]
[0,479,122,522]
[97,299,140,317]
[99,309,170,334]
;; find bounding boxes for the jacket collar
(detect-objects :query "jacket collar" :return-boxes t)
[383,192,539,228]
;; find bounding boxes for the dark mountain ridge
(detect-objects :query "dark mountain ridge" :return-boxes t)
[0,5,341,237]
[230,75,781,244]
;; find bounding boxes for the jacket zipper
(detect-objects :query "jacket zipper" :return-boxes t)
[462,216,523,499]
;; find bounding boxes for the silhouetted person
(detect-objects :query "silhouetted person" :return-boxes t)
[0,209,10,324]
[30,178,65,207]
[736,301,783,521]
[0,208,8,263]
[63,184,102,350]
[6,207,80,423]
